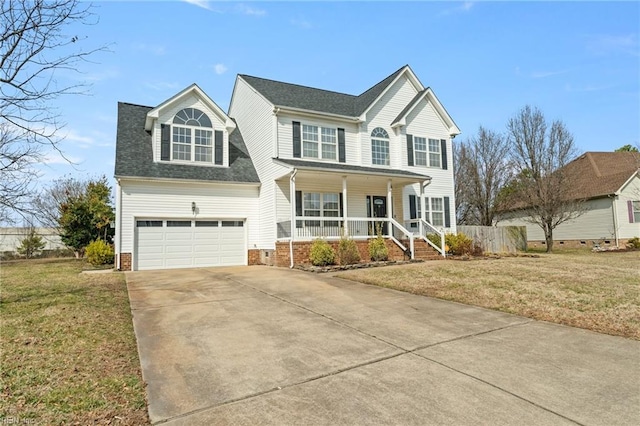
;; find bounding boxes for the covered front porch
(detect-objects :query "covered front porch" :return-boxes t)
[272,159,445,266]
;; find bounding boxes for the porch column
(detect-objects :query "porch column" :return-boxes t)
[289,169,297,268]
[342,175,348,236]
[420,181,427,236]
[387,179,393,237]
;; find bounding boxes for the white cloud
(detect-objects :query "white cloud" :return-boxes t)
[214,63,228,75]
[183,0,215,11]
[439,1,475,17]
[531,69,569,79]
[144,81,182,91]
[132,43,166,56]
[85,68,120,82]
[586,34,639,57]
[236,3,266,16]
[41,152,82,165]
[564,83,613,93]
[291,17,312,29]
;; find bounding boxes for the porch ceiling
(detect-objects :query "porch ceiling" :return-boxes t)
[273,158,430,186]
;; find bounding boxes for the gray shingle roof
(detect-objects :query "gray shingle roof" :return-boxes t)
[273,158,431,181]
[239,65,407,117]
[114,102,259,183]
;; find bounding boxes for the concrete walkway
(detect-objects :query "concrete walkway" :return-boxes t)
[126,266,640,425]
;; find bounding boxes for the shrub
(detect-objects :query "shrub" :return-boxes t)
[426,233,443,250]
[85,239,115,266]
[337,236,360,265]
[627,237,640,250]
[368,231,388,261]
[16,229,45,259]
[309,239,335,266]
[445,232,474,255]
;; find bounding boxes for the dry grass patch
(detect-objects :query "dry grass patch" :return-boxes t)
[337,251,640,339]
[0,259,148,425]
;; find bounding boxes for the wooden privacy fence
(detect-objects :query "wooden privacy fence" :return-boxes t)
[457,225,527,253]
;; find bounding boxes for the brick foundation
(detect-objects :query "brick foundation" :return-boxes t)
[247,249,261,265]
[119,253,132,271]
[275,238,435,267]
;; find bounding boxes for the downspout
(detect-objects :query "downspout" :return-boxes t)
[273,108,281,158]
[289,168,298,268]
[116,179,123,270]
[611,194,619,247]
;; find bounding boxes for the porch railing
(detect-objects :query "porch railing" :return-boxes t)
[276,217,415,259]
[406,218,446,257]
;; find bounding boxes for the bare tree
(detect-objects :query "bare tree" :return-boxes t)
[505,105,583,252]
[0,0,104,223]
[32,175,86,229]
[454,126,512,226]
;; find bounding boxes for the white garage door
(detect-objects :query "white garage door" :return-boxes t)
[135,219,245,270]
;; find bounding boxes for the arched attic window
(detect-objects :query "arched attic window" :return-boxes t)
[171,108,214,162]
[371,127,390,166]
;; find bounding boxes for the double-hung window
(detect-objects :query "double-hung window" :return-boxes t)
[171,108,213,163]
[428,139,441,168]
[413,136,441,168]
[414,137,428,166]
[303,124,337,160]
[633,201,640,223]
[430,198,444,227]
[303,192,340,227]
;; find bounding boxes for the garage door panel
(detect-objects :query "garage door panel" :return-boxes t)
[135,219,245,270]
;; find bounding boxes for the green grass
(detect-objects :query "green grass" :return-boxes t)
[337,251,640,339]
[0,259,148,425]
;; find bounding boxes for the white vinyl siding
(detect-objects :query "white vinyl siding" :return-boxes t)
[153,93,228,167]
[118,179,259,263]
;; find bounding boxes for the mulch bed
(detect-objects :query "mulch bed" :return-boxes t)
[295,259,424,273]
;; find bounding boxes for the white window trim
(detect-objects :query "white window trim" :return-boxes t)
[413,136,441,168]
[302,192,340,227]
[171,124,214,164]
[429,197,444,227]
[302,123,338,161]
[633,201,640,223]
[371,128,390,166]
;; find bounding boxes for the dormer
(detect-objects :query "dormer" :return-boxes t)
[144,84,236,167]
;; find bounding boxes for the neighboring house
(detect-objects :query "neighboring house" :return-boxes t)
[499,152,640,249]
[114,65,460,270]
[0,227,65,253]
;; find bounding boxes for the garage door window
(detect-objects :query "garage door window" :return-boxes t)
[167,220,191,227]
[195,220,218,227]
[221,221,243,227]
[137,220,162,227]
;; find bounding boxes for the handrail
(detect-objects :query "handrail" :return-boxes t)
[419,219,446,258]
[390,218,414,260]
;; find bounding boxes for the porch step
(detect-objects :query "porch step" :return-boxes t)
[401,239,443,261]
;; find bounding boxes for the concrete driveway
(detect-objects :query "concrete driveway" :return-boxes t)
[126,266,640,425]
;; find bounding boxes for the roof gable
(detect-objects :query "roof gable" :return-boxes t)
[391,88,461,136]
[144,84,236,132]
[237,65,419,118]
[566,151,640,198]
[115,102,259,183]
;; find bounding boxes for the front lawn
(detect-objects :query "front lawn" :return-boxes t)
[337,251,640,339]
[0,259,148,425]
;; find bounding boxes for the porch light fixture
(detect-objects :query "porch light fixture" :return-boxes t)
[191,202,196,214]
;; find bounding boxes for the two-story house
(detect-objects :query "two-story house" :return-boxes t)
[114,65,460,270]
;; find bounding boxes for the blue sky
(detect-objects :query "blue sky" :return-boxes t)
[38,0,639,186]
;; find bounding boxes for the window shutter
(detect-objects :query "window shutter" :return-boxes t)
[339,193,344,217]
[409,195,417,219]
[441,139,448,170]
[214,130,223,165]
[629,201,635,223]
[444,196,451,228]
[160,124,170,160]
[293,121,301,158]
[407,134,414,166]
[295,190,302,228]
[338,128,346,163]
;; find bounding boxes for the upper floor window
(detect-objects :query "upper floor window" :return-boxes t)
[371,127,390,166]
[171,108,213,162]
[414,137,441,168]
[303,124,336,160]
